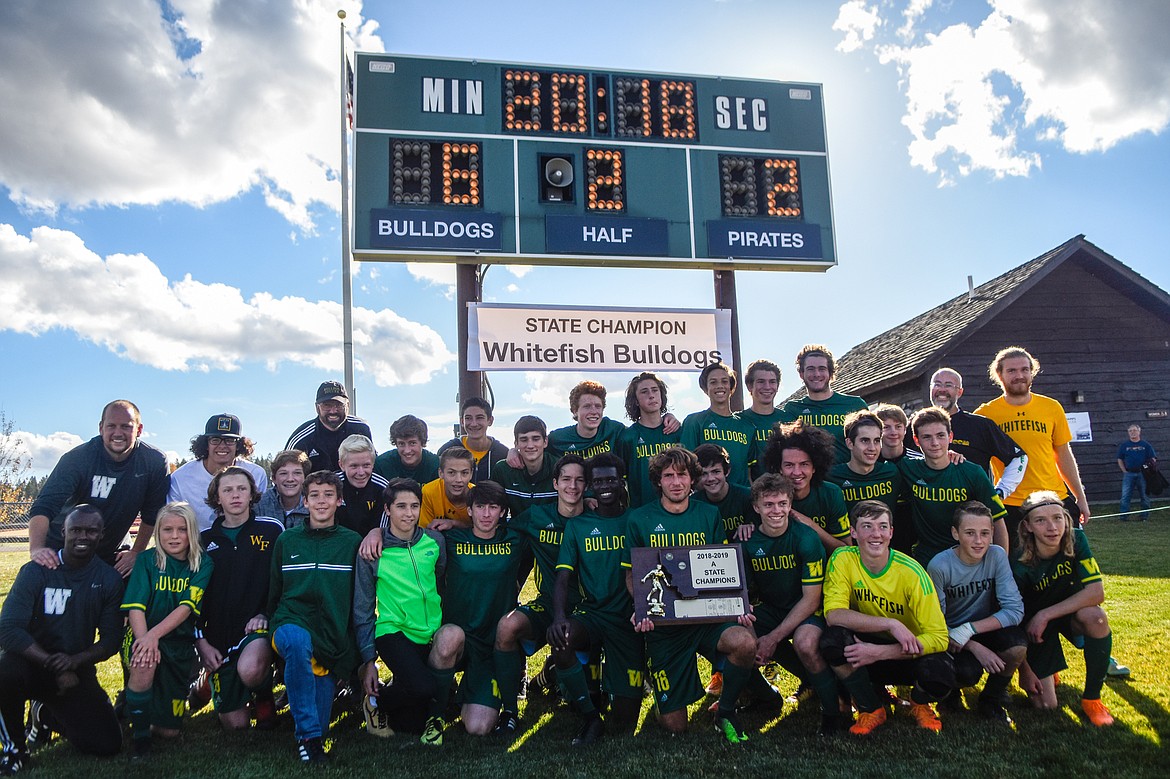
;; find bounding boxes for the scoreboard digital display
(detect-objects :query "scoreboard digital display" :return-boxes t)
[353,53,836,271]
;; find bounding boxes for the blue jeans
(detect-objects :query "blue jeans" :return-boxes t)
[1120,471,1150,520]
[273,624,335,740]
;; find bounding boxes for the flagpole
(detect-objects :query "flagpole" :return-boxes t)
[338,10,356,409]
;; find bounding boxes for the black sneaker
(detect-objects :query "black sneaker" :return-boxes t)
[818,713,842,737]
[493,710,520,737]
[977,698,1013,726]
[571,714,604,746]
[0,750,28,776]
[939,691,965,713]
[130,738,152,762]
[713,709,749,745]
[297,737,328,764]
[24,701,51,750]
[531,658,558,696]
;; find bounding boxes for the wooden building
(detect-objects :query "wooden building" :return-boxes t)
[823,235,1170,504]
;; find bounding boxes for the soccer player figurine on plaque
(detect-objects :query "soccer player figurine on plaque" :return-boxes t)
[631,545,749,625]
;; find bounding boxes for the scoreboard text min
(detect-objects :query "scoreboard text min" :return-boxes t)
[353,53,835,272]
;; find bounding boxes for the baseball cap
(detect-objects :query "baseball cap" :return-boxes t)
[205,414,242,439]
[316,381,349,403]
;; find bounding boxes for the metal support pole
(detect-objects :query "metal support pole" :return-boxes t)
[713,269,745,412]
[456,263,484,407]
[339,15,356,408]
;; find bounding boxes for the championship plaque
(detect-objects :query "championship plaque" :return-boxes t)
[631,544,748,625]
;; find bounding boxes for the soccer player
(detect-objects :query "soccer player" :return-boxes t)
[1117,424,1156,522]
[742,474,841,735]
[421,447,475,529]
[762,420,850,552]
[439,482,524,740]
[354,479,462,738]
[616,372,681,508]
[873,404,921,554]
[28,399,169,577]
[550,453,645,745]
[927,368,1028,491]
[693,444,758,539]
[622,448,758,743]
[374,414,441,484]
[1011,491,1116,726]
[256,449,311,529]
[267,470,362,763]
[820,500,954,735]
[493,455,587,734]
[680,362,757,488]
[548,381,628,459]
[0,506,124,773]
[899,407,1008,566]
[335,434,390,536]
[827,410,905,515]
[169,413,269,531]
[438,398,510,482]
[492,415,558,518]
[196,466,282,730]
[285,380,373,474]
[926,502,1026,724]
[779,345,867,464]
[121,502,212,757]
[738,359,784,473]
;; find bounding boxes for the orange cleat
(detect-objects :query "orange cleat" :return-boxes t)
[849,707,887,736]
[1081,698,1114,727]
[910,703,942,732]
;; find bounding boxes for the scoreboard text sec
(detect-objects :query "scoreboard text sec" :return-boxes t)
[353,53,836,271]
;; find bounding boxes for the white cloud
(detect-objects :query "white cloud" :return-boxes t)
[6,431,85,474]
[0,224,454,386]
[837,0,1170,180]
[406,263,457,298]
[0,0,385,231]
[833,0,881,53]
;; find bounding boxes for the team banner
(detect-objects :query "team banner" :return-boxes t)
[467,303,732,372]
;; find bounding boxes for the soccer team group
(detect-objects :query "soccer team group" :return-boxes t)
[0,343,1123,770]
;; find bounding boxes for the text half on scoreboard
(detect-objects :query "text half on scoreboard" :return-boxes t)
[353,53,835,272]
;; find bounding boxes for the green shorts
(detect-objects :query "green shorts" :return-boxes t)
[753,603,825,638]
[121,627,196,729]
[644,622,735,714]
[572,609,646,699]
[211,631,269,714]
[456,635,500,709]
[1026,614,1078,679]
[517,602,555,655]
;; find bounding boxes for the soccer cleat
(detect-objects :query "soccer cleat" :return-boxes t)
[939,690,964,712]
[713,709,749,745]
[976,698,1013,726]
[0,750,28,776]
[705,671,724,696]
[24,702,51,750]
[187,669,212,713]
[130,738,152,762]
[1081,698,1115,727]
[1107,657,1131,678]
[910,703,942,732]
[849,707,887,736]
[572,713,604,746]
[493,710,520,738]
[362,695,393,738]
[530,658,558,696]
[420,715,446,746]
[818,713,842,737]
[297,737,328,764]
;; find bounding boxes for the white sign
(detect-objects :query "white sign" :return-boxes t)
[688,547,741,589]
[1067,412,1093,443]
[468,304,733,372]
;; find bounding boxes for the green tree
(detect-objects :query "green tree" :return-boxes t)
[0,411,32,502]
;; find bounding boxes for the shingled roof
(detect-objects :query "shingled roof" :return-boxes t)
[789,235,1170,399]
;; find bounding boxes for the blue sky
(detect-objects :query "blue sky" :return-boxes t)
[2,0,1168,477]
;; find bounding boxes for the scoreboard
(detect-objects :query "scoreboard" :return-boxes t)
[353,53,835,272]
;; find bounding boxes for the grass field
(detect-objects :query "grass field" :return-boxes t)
[2,506,1168,778]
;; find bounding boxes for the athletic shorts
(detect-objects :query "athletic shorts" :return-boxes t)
[952,625,1028,687]
[517,602,554,656]
[1026,615,1079,679]
[644,621,735,714]
[572,609,646,699]
[752,605,825,639]
[121,627,196,729]
[211,631,269,714]
[455,635,500,709]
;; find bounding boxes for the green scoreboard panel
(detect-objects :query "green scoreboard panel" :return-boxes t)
[353,53,835,271]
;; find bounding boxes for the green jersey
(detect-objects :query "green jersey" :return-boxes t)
[373,448,440,485]
[494,452,558,518]
[621,499,724,568]
[680,409,757,488]
[693,483,759,538]
[557,510,632,618]
[510,503,578,610]
[442,525,523,644]
[744,521,825,620]
[896,458,1007,565]
[779,392,868,463]
[827,460,905,514]
[617,422,681,507]
[1011,528,1102,618]
[793,482,851,541]
[549,417,626,459]
[121,553,213,643]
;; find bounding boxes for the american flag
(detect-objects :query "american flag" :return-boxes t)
[345,56,355,129]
